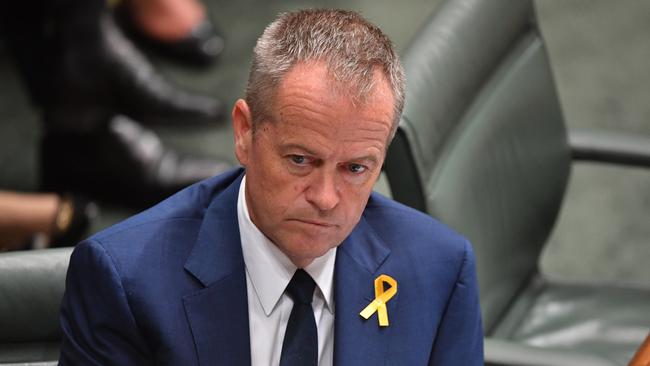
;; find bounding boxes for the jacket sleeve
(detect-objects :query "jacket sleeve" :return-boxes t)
[59,239,153,365]
[429,239,484,365]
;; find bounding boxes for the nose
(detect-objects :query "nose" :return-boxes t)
[305,169,340,212]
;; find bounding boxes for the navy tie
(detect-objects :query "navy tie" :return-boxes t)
[280,269,318,366]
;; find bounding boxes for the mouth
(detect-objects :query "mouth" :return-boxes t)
[291,219,336,228]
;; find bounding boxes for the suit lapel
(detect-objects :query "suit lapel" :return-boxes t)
[180,173,400,365]
[182,173,252,366]
[334,215,400,366]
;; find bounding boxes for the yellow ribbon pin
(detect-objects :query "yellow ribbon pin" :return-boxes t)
[359,274,397,327]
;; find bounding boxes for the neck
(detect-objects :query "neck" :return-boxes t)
[290,256,315,269]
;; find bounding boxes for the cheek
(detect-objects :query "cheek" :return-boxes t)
[263,176,305,213]
[344,187,372,216]
[281,182,307,209]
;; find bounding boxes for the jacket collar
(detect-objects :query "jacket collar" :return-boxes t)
[183,170,252,366]
[184,169,245,287]
[334,204,399,366]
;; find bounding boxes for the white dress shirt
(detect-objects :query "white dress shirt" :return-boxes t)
[237,176,336,366]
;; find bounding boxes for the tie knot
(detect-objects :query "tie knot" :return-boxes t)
[286,269,316,305]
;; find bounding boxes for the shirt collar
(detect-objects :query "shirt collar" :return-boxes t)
[237,175,336,316]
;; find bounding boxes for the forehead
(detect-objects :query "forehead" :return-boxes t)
[267,61,395,144]
[275,61,394,107]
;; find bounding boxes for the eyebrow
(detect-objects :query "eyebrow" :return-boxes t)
[281,143,320,156]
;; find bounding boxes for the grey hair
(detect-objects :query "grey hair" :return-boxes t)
[245,9,405,138]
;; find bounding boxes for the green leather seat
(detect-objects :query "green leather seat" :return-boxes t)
[384,0,650,365]
[0,248,72,365]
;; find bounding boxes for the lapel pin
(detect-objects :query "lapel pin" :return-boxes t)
[359,274,397,327]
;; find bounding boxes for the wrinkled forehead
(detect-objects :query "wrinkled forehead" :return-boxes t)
[272,60,395,117]
[259,61,395,148]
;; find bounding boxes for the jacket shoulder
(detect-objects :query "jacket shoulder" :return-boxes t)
[82,168,243,272]
[364,192,470,254]
[91,168,243,243]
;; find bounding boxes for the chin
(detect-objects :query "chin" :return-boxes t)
[285,240,337,263]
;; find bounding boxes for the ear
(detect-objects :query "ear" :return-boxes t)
[232,99,254,167]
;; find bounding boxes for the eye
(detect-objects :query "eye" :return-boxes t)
[347,163,367,174]
[289,155,308,165]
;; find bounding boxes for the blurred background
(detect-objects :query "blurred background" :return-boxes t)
[0,0,648,285]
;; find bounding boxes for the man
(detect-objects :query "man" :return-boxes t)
[59,9,483,365]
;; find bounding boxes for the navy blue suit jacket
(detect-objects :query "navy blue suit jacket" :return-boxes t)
[59,168,483,365]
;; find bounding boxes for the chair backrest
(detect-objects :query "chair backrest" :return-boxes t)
[0,248,72,363]
[385,0,571,333]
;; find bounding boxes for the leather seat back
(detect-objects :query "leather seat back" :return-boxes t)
[385,0,571,332]
[0,248,72,363]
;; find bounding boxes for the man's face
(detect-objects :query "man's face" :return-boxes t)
[233,61,395,267]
